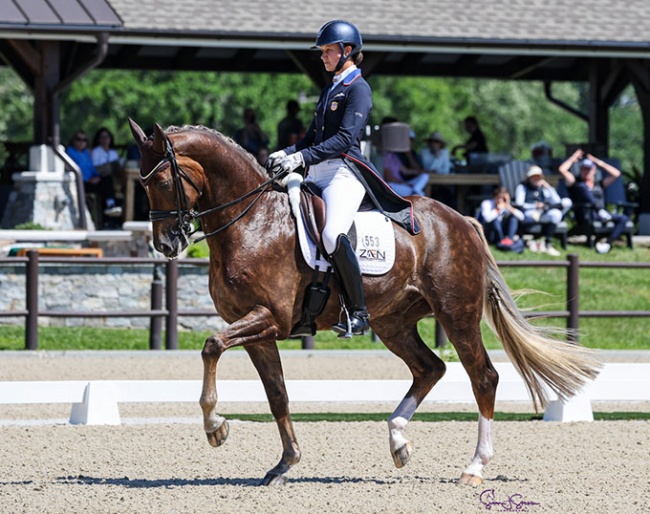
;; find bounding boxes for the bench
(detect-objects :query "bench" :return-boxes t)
[15,247,103,258]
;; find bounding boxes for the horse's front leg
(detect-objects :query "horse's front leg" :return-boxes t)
[245,343,301,486]
[200,305,281,449]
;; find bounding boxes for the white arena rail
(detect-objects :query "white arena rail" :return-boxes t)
[1,363,648,425]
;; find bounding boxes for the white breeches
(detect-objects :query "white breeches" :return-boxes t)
[304,158,367,255]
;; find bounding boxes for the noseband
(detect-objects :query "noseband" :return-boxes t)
[144,135,279,243]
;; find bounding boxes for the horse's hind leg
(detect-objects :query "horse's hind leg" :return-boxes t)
[442,319,499,487]
[372,317,447,469]
[245,343,301,486]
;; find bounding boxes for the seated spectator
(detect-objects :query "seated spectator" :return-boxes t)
[66,130,122,221]
[514,165,568,256]
[478,186,524,250]
[382,130,429,197]
[421,131,452,175]
[558,149,630,254]
[421,130,454,206]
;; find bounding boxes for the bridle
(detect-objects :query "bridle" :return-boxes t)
[144,135,281,244]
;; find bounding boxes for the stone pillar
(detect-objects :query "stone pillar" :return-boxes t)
[0,145,94,230]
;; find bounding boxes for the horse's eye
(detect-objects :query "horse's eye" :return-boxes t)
[158,179,172,191]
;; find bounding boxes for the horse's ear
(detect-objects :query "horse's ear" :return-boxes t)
[152,123,166,154]
[128,118,147,147]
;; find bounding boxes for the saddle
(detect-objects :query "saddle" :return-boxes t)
[289,179,395,338]
[299,182,328,257]
[291,182,331,338]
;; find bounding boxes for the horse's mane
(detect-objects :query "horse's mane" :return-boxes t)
[165,124,266,175]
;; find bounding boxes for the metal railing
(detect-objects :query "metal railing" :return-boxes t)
[0,251,648,350]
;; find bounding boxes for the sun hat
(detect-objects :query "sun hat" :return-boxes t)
[425,131,446,145]
[581,158,595,168]
[526,165,544,178]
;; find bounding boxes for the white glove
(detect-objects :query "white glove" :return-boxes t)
[264,150,287,176]
[280,152,305,173]
[268,150,286,161]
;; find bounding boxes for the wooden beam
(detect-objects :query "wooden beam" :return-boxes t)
[359,51,387,79]
[7,39,40,75]
[628,64,650,214]
[506,56,557,80]
[599,60,630,106]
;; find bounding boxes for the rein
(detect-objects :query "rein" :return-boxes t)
[146,136,285,243]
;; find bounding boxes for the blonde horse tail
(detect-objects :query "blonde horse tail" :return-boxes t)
[466,217,601,412]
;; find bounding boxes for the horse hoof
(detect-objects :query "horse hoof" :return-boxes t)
[261,472,288,486]
[206,420,229,447]
[458,473,483,487]
[391,441,413,468]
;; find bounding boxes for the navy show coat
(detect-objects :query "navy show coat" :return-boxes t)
[285,68,419,235]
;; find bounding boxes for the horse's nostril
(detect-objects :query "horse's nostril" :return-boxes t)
[157,241,173,256]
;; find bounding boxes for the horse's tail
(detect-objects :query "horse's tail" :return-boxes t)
[466,217,601,412]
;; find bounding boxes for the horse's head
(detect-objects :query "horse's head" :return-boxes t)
[129,119,206,258]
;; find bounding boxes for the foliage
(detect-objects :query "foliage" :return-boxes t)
[58,70,318,150]
[185,239,210,258]
[13,222,47,230]
[0,68,643,175]
[211,412,649,422]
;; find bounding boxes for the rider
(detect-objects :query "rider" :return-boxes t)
[267,20,420,336]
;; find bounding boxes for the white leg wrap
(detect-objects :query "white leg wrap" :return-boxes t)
[463,414,494,478]
[388,416,409,453]
[204,412,226,433]
[285,172,304,219]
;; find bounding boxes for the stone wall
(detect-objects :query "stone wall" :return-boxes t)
[0,261,227,332]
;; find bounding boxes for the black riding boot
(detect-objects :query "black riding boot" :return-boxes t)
[329,234,370,336]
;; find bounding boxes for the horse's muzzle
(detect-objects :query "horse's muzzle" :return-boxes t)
[155,229,189,258]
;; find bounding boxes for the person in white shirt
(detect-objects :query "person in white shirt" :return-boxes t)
[514,165,569,256]
[420,131,454,207]
[479,186,524,246]
[420,131,451,174]
[91,127,123,217]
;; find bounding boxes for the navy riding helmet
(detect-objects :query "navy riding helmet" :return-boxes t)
[312,20,363,71]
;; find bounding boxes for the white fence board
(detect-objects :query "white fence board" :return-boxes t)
[1,363,648,425]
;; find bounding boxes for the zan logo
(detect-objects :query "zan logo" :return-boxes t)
[358,249,386,261]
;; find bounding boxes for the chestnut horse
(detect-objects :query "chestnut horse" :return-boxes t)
[128,120,599,486]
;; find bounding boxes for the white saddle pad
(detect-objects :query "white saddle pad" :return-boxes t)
[295,208,395,275]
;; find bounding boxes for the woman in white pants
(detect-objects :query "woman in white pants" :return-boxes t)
[267,20,419,336]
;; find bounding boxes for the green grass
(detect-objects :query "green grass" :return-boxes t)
[202,412,650,422]
[0,243,648,351]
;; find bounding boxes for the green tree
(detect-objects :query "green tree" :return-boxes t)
[60,70,317,149]
[0,67,643,177]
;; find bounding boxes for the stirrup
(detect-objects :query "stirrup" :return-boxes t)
[332,305,369,338]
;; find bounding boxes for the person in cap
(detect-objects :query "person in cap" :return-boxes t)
[514,165,569,256]
[265,20,419,337]
[421,130,454,207]
[558,148,629,254]
[421,131,451,175]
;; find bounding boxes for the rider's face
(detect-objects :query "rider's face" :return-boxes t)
[320,43,352,73]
